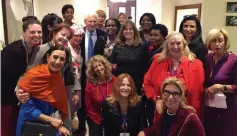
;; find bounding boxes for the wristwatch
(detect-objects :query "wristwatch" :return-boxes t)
[223,85,228,92]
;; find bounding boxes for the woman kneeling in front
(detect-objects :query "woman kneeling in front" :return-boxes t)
[102,73,144,136]
[138,77,205,136]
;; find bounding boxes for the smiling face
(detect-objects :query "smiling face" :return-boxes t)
[141,15,152,31]
[167,35,184,59]
[63,8,74,22]
[119,77,131,98]
[23,24,42,46]
[70,34,82,47]
[123,24,134,41]
[182,20,197,39]
[163,84,182,111]
[210,34,225,56]
[118,14,127,25]
[47,50,66,73]
[53,28,71,46]
[106,20,118,36]
[92,61,105,77]
[85,16,97,32]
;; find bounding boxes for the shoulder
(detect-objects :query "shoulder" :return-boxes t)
[227,53,237,62]
[96,29,106,36]
[2,40,23,53]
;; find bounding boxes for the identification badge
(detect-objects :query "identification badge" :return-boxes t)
[120,133,129,136]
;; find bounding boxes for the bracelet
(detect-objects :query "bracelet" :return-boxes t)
[55,120,64,129]
[223,85,228,92]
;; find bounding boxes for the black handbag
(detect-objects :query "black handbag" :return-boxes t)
[21,121,57,136]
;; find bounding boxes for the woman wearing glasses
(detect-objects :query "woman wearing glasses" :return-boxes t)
[143,32,205,122]
[179,15,208,64]
[138,77,205,136]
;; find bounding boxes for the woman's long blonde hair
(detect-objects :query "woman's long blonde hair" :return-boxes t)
[107,73,141,107]
[157,77,195,114]
[86,55,112,83]
[115,20,141,47]
[157,32,195,62]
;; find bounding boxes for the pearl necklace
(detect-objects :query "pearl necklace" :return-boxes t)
[167,109,175,116]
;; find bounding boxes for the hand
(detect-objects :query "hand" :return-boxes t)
[206,84,224,100]
[72,93,80,106]
[112,64,117,70]
[50,118,63,129]
[155,99,164,114]
[16,89,30,103]
[58,126,70,136]
[137,131,145,136]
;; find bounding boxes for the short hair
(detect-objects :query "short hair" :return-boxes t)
[84,12,97,22]
[96,10,107,18]
[139,13,156,25]
[117,13,127,19]
[86,55,112,83]
[158,32,195,62]
[41,13,63,44]
[48,23,73,41]
[22,16,41,32]
[157,77,195,114]
[107,73,141,107]
[115,20,141,46]
[105,18,121,34]
[179,15,203,44]
[43,45,69,65]
[62,4,74,15]
[152,24,168,38]
[205,28,230,51]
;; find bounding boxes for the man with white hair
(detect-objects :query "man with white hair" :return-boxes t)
[77,12,106,135]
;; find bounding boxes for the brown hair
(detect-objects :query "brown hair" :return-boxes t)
[107,73,141,107]
[48,23,73,41]
[115,20,141,46]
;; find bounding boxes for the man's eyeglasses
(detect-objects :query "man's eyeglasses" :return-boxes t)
[163,90,181,98]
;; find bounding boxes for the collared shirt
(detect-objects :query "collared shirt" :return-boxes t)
[85,29,97,62]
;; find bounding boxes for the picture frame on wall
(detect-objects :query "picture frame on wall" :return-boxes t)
[2,0,34,45]
[226,2,237,13]
[226,16,237,26]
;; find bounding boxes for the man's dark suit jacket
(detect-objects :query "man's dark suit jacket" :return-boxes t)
[80,28,106,92]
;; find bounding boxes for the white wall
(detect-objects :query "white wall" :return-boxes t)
[136,0,162,27]
[0,0,5,42]
[160,0,175,32]
[34,0,107,26]
[202,0,237,53]
[176,0,203,6]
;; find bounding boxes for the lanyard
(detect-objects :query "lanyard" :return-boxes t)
[97,83,108,100]
[121,112,128,130]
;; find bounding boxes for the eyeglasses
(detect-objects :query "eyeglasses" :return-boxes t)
[163,90,181,98]
[183,14,197,18]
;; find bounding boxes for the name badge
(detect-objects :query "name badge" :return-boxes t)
[120,133,129,136]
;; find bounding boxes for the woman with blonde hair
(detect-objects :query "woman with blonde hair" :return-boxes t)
[117,12,127,25]
[85,55,116,136]
[111,20,149,94]
[102,73,144,136]
[204,28,237,136]
[143,32,205,122]
[138,77,205,136]
[96,10,107,31]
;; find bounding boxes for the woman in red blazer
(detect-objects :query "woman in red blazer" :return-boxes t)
[143,32,205,121]
[138,77,205,136]
[85,55,116,136]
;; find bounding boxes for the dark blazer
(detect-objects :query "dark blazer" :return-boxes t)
[143,107,205,136]
[102,100,144,136]
[80,28,106,91]
[1,40,27,106]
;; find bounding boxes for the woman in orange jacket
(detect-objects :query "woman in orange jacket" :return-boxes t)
[143,32,205,121]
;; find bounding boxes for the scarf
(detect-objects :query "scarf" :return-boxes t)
[18,64,69,120]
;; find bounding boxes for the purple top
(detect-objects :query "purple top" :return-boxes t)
[204,53,237,136]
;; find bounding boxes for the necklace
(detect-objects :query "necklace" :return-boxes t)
[167,109,175,116]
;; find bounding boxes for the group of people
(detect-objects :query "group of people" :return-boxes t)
[1,3,237,136]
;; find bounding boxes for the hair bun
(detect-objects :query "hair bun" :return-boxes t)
[22,16,38,22]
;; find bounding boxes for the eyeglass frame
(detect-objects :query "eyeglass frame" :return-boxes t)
[163,90,182,99]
